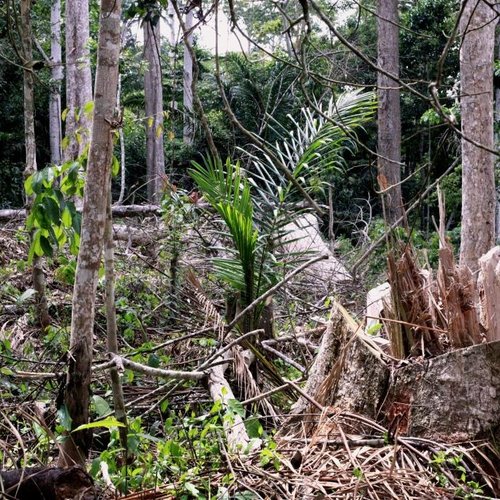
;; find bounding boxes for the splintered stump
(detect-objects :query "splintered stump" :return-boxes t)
[0,466,95,499]
[383,340,500,441]
[298,302,500,442]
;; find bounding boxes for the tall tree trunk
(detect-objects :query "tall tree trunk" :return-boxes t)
[64,0,93,162]
[20,0,50,329]
[494,22,500,242]
[60,0,121,466]
[459,0,496,273]
[144,20,165,203]
[104,189,128,451]
[376,0,405,226]
[49,0,63,165]
[183,8,194,144]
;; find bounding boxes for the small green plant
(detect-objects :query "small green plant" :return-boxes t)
[430,450,485,498]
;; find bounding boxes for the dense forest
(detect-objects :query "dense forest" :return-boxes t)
[0,0,499,498]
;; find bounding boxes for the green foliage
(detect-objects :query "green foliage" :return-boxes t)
[24,161,84,262]
[430,451,485,499]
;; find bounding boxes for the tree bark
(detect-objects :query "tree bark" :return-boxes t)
[104,189,128,451]
[377,0,405,226]
[459,0,496,273]
[60,0,121,466]
[64,0,93,161]
[183,8,194,144]
[49,0,63,165]
[20,0,50,329]
[144,20,165,203]
[0,204,162,221]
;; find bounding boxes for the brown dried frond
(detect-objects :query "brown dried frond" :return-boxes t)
[186,267,225,340]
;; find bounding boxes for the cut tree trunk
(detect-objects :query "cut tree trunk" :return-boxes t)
[207,352,256,453]
[382,340,500,442]
[478,246,500,342]
[0,204,161,221]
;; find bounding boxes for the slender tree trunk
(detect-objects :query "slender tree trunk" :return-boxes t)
[49,0,63,165]
[60,0,122,466]
[376,0,405,226]
[104,189,128,451]
[64,0,93,161]
[144,20,165,203]
[183,8,194,144]
[20,0,51,329]
[459,0,496,273]
[117,76,126,205]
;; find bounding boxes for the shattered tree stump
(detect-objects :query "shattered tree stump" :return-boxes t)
[296,303,500,442]
[383,340,500,441]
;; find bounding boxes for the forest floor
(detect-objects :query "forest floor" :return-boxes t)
[0,218,499,499]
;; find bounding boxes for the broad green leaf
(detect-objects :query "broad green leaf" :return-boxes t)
[92,395,111,418]
[39,235,53,257]
[43,197,61,223]
[82,100,94,116]
[111,156,120,177]
[57,405,72,431]
[61,108,69,122]
[61,207,72,228]
[24,175,34,196]
[73,417,125,432]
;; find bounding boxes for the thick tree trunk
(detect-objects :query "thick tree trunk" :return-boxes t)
[20,0,50,329]
[377,0,405,226]
[144,20,165,204]
[49,0,63,165]
[459,0,496,273]
[64,0,93,161]
[60,0,121,466]
[183,8,194,144]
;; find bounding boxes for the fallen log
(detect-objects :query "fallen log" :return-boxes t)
[0,466,95,499]
[0,204,161,221]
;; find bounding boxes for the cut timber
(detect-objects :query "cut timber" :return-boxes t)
[365,281,391,334]
[383,340,500,441]
[0,204,161,221]
[478,246,500,341]
[291,302,351,415]
[207,351,258,454]
[0,466,95,499]
[291,301,389,424]
[331,332,389,420]
[281,214,351,288]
